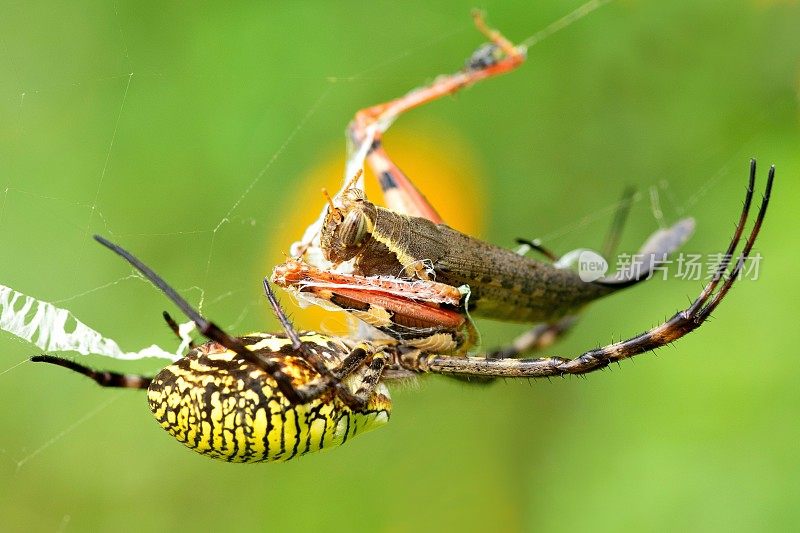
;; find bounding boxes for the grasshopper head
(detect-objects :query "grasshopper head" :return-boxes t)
[321,188,375,264]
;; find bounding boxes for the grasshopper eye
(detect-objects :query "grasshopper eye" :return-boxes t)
[339,209,369,248]
[321,203,372,264]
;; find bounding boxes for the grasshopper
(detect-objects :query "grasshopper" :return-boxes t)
[275,183,692,355]
[275,14,693,356]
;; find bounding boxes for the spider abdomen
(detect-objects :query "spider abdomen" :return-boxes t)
[146,335,391,463]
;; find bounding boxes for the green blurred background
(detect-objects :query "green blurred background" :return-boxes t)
[1,1,798,531]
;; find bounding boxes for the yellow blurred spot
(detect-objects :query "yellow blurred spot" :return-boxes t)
[268,120,485,334]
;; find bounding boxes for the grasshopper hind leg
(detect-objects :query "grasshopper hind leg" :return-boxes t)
[489,316,578,359]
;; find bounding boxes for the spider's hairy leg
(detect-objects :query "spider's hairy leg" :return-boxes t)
[339,344,390,405]
[349,12,526,223]
[30,355,152,389]
[92,235,309,404]
[408,161,774,379]
[440,317,578,386]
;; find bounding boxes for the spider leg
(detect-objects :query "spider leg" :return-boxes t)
[442,316,577,385]
[261,278,374,409]
[267,344,385,410]
[93,235,312,404]
[347,349,390,405]
[30,355,152,389]
[407,161,774,379]
[350,12,525,223]
[329,343,373,380]
[162,310,196,350]
[287,344,390,409]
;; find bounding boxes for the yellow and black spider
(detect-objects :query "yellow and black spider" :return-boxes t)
[32,160,772,463]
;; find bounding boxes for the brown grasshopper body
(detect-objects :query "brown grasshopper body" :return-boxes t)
[320,188,692,325]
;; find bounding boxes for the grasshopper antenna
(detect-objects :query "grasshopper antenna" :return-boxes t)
[321,188,337,212]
